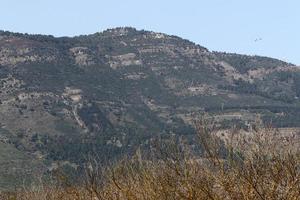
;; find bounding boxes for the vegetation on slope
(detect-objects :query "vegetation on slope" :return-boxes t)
[1,121,299,199]
[1,27,300,189]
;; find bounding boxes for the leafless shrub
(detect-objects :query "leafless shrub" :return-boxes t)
[1,119,299,199]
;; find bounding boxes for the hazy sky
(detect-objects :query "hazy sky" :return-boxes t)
[1,0,299,64]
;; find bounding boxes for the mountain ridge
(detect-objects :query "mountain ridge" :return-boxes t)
[1,27,295,66]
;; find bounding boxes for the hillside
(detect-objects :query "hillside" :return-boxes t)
[0,27,300,188]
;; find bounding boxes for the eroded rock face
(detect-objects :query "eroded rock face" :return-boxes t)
[0,47,56,67]
[0,36,58,67]
[63,87,83,103]
[69,47,95,66]
[138,45,178,57]
[123,72,147,80]
[104,27,135,37]
[0,75,24,96]
[217,61,246,82]
[109,53,142,69]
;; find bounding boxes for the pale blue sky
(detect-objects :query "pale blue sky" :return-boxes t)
[0,0,299,64]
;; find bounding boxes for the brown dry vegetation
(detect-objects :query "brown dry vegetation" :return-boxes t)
[1,121,299,200]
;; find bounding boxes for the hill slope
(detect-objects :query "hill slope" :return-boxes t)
[0,27,300,188]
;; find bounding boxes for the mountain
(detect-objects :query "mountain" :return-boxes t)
[0,27,300,188]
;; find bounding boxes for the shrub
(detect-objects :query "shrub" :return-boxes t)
[1,120,299,199]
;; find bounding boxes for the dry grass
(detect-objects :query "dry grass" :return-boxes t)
[1,121,299,200]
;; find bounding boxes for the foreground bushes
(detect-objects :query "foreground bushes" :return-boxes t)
[1,122,300,200]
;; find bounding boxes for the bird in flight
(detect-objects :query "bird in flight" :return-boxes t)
[254,38,263,42]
